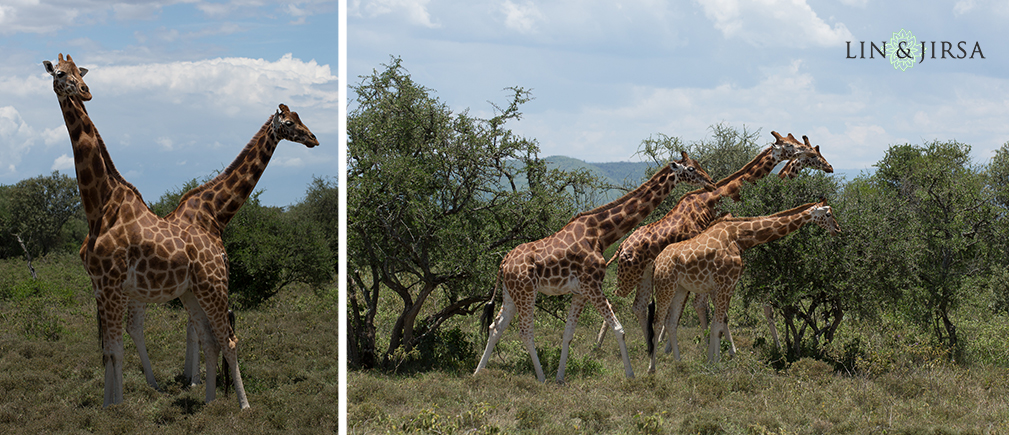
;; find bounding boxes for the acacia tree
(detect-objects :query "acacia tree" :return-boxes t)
[874,141,995,352]
[347,58,601,370]
[0,171,83,259]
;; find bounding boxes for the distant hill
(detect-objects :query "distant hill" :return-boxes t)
[519,155,865,205]
[541,156,651,187]
[540,156,651,202]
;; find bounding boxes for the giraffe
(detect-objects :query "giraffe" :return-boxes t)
[44,53,249,409]
[648,200,841,371]
[684,138,836,352]
[595,132,827,350]
[122,103,320,389]
[474,152,715,382]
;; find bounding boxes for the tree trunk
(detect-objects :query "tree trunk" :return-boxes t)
[14,233,37,280]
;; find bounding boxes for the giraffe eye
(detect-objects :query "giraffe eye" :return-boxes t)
[284,120,294,127]
[56,71,65,78]
[688,167,695,172]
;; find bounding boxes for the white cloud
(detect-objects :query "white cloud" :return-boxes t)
[356,0,440,28]
[696,0,853,48]
[42,125,68,146]
[0,106,38,175]
[156,137,174,151]
[52,154,75,171]
[85,54,338,114]
[500,1,544,34]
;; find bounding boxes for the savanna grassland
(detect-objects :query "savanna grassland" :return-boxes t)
[348,275,1009,434]
[0,253,338,434]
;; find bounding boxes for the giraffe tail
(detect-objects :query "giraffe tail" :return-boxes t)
[646,300,656,356]
[605,244,622,268]
[480,267,503,336]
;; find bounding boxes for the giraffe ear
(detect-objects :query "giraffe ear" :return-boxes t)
[680,151,689,161]
[79,67,88,77]
[278,103,290,113]
[43,60,55,75]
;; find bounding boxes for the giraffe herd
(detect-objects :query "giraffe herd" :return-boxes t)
[475,130,841,380]
[43,53,319,409]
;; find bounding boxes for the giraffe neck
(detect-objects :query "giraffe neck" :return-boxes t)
[58,96,123,227]
[710,146,783,201]
[572,163,678,248]
[171,115,280,234]
[654,146,784,237]
[729,206,813,251]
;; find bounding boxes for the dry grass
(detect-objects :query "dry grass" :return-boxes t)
[349,283,1009,434]
[0,253,338,434]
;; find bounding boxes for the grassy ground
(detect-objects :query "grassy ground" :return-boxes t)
[0,253,338,434]
[349,274,1009,434]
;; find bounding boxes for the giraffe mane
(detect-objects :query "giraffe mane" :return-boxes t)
[709,201,820,225]
[565,161,673,224]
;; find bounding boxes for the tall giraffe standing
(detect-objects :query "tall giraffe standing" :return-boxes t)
[474,153,715,382]
[648,200,841,371]
[595,132,828,349]
[44,53,250,409]
[123,104,319,389]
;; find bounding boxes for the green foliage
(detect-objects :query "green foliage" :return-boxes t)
[224,193,333,309]
[0,171,83,259]
[348,57,602,370]
[874,140,995,352]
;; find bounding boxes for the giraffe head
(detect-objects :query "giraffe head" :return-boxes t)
[809,200,841,235]
[779,140,833,178]
[43,53,92,101]
[671,151,716,191]
[769,131,813,162]
[271,104,319,148]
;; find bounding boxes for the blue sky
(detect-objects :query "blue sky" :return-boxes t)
[0,0,338,207]
[348,0,1008,175]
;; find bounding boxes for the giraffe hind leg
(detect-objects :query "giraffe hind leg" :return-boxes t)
[475,289,517,376]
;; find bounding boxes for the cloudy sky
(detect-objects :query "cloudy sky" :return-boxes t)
[0,0,338,207]
[349,0,1007,175]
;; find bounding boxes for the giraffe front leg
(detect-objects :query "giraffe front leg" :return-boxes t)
[98,293,126,407]
[557,295,588,383]
[125,299,161,392]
